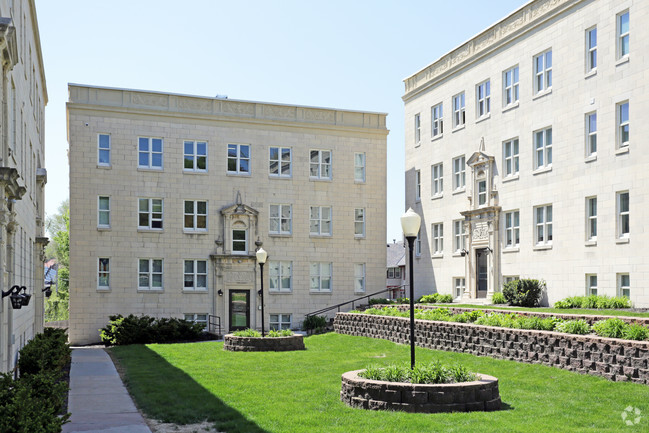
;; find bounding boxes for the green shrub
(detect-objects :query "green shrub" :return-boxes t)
[592,318,627,339]
[491,292,507,304]
[18,328,71,377]
[450,310,484,323]
[418,293,453,304]
[359,361,476,384]
[606,296,632,309]
[267,329,293,337]
[554,295,632,309]
[513,315,560,331]
[99,314,205,346]
[555,320,590,335]
[438,294,453,303]
[233,328,261,337]
[502,279,545,307]
[369,298,394,305]
[395,297,409,304]
[623,324,649,341]
[302,315,328,332]
[416,307,452,322]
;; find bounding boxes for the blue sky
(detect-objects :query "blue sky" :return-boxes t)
[36,0,524,240]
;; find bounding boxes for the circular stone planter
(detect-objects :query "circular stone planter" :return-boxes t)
[223,333,305,352]
[340,370,501,413]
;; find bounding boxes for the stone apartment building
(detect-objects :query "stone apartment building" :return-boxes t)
[0,0,48,372]
[403,0,647,306]
[67,84,387,344]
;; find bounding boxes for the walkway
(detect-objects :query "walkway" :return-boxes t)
[63,347,151,433]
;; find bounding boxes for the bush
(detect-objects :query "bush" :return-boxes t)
[554,295,632,309]
[233,329,261,337]
[395,297,409,304]
[369,298,393,305]
[555,320,590,335]
[18,328,71,377]
[592,318,627,339]
[99,314,205,346]
[491,292,507,304]
[623,324,649,341]
[267,329,293,337]
[502,279,545,307]
[359,361,477,384]
[418,293,453,304]
[302,314,328,332]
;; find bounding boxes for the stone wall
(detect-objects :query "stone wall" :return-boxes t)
[334,313,649,385]
[223,334,305,352]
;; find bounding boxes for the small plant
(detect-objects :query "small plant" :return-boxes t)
[554,295,632,310]
[267,329,293,337]
[491,292,507,304]
[359,361,476,384]
[395,297,409,304]
[502,279,545,307]
[418,293,453,304]
[233,328,262,337]
[302,315,328,333]
[555,320,590,335]
[592,318,627,339]
[623,323,649,341]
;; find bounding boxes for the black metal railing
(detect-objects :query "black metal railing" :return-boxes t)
[304,287,398,319]
[208,315,222,336]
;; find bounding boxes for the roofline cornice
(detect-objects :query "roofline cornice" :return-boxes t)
[29,0,47,104]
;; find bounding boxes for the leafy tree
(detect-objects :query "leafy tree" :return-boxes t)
[45,200,69,321]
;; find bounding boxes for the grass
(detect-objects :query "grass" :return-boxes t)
[440,303,649,318]
[110,333,649,433]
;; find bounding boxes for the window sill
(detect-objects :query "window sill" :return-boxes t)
[502,174,519,183]
[585,240,597,247]
[615,56,630,67]
[616,146,629,155]
[182,289,208,294]
[138,289,164,293]
[96,288,110,292]
[584,154,597,163]
[227,172,251,178]
[354,180,366,185]
[269,290,293,295]
[533,244,552,251]
[431,134,443,142]
[502,102,519,113]
[452,252,464,258]
[309,177,332,183]
[138,228,164,233]
[96,164,112,170]
[414,142,421,148]
[309,291,332,295]
[503,247,520,253]
[532,88,552,100]
[532,166,552,176]
[616,237,630,244]
[452,125,465,133]
[183,230,208,235]
[476,113,491,124]
[354,235,366,240]
[431,194,443,201]
[584,69,597,79]
[415,254,422,260]
[97,226,111,231]
[137,167,164,172]
[452,188,466,196]
[269,175,293,180]
[269,233,292,237]
[431,253,443,259]
[310,234,332,238]
[183,170,208,175]
[415,198,421,203]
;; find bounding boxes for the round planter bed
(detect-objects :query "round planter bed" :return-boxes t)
[340,369,500,413]
[223,333,305,352]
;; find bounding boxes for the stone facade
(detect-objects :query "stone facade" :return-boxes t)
[403,0,648,306]
[0,0,48,373]
[334,313,649,385]
[67,85,388,345]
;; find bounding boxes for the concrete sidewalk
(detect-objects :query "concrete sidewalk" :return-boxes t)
[63,347,151,433]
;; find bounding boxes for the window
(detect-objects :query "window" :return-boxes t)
[431,223,443,255]
[586,27,597,72]
[505,211,520,248]
[270,314,291,330]
[310,206,332,236]
[415,170,421,201]
[138,198,163,230]
[310,262,332,292]
[227,144,250,174]
[586,112,597,157]
[139,259,163,290]
[98,196,110,228]
[534,127,552,169]
[184,260,207,291]
[414,113,421,143]
[617,191,629,238]
[184,200,207,231]
[452,93,465,128]
[269,204,292,235]
[534,205,553,245]
[503,66,519,106]
[452,156,465,190]
[431,103,443,137]
[138,137,163,169]
[586,197,597,241]
[354,153,366,182]
[533,50,552,94]
[415,231,421,257]
[453,220,466,253]
[618,102,629,148]
[269,261,292,292]
[477,180,487,206]
[454,278,465,299]
[503,139,519,177]
[387,267,401,279]
[269,147,291,177]
[586,274,597,296]
[504,276,519,285]
[98,134,110,166]
[476,80,490,118]
[618,273,630,298]
[232,229,248,254]
[355,263,365,293]
[184,314,208,330]
[309,149,331,180]
[431,163,443,197]
[354,208,365,237]
[184,141,207,172]
[98,258,109,290]
[617,11,629,59]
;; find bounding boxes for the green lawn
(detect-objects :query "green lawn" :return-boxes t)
[110,333,649,433]
[432,304,649,318]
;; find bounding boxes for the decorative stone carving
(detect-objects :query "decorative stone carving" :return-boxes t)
[472,222,489,241]
[177,97,212,113]
[221,101,255,116]
[225,271,253,284]
[304,109,335,123]
[132,92,168,107]
[263,105,295,119]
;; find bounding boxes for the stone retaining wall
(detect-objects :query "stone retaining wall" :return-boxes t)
[223,334,305,352]
[334,313,649,385]
[341,370,500,413]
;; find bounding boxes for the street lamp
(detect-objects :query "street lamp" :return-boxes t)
[256,247,267,337]
[401,208,421,369]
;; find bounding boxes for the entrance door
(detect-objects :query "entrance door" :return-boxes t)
[229,290,250,331]
[476,249,488,298]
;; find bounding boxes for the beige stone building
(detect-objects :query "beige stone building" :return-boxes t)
[0,0,49,372]
[67,84,387,344]
[403,0,647,306]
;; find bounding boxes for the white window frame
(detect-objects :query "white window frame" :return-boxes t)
[617,101,629,148]
[453,220,466,253]
[617,273,630,298]
[617,11,629,60]
[452,92,465,128]
[533,49,552,94]
[138,137,163,169]
[586,112,597,157]
[98,133,111,166]
[355,263,366,293]
[476,80,491,118]
[232,228,248,254]
[503,66,519,106]
[431,163,443,197]
[269,261,292,293]
[586,197,597,242]
[183,259,207,292]
[586,274,597,296]
[269,313,292,330]
[415,231,421,257]
[431,103,443,137]
[452,156,465,191]
[98,196,110,229]
[138,258,163,291]
[98,258,110,290]
[586,27,597,72]
[310,262,332,292]
[309,149,332,180]
[415,170,421,201]
[184,314,208,330]
[454,277,465,299]
[477,180,487,207]
[310,206,332,236]
[227,143,250,175]
[269,204,292,235]
[269,146,292,178]
[183,140,207,172]
[534,127,552,170]
[504,276,519,285]
[505,210,520,248]
[503,138,519,178]
[184,200,207,232]
[354,152,366,183]
[534,205,553,246]
[617,191,629,239]
[414,113,421,144]
[431,223,443,255]
[354,208,365,238]
[138,198,163,230]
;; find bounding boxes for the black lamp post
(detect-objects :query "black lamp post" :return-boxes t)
[401,208,421,369]
[256,247,267,337]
